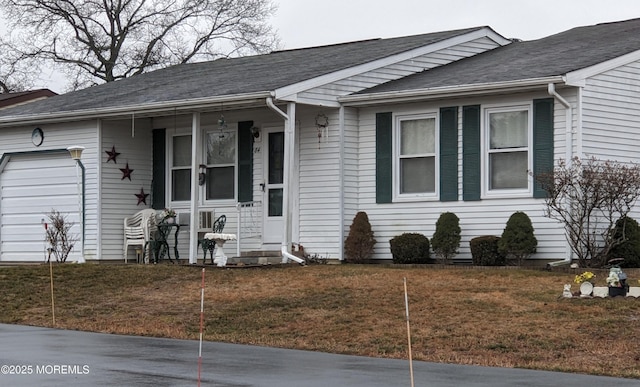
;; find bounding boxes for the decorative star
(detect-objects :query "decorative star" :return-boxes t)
[135,188,149,205]
[120,163,134,181]
[105,146,120,163]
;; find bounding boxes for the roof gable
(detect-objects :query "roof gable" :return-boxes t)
[353,18,640,96]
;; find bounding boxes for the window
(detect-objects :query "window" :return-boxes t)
[205,130,236,200]
[395,114,437,198]
[485,106,531,193]
[171,135,191,201]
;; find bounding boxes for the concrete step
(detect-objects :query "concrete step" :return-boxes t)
[228,251,283,265]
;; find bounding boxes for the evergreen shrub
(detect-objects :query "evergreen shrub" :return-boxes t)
[389,233,431,264]
[470,236,506,266]
[498,212,537,265]
[608,216,640,268]
[431,212,461,264]
[344,211,376,263]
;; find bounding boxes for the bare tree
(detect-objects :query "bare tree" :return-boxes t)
[535,156,640,267]
[0,38,38,93]
[0,0,279,91]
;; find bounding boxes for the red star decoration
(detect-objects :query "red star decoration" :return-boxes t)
[120,163,134,181]
[105,146,120,163]
[135,188,149,205]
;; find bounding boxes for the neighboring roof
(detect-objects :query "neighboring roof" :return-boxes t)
[355,18,640,95]
[0,26,486,119]
[0,89,57,109]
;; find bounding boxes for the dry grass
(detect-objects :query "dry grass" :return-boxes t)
[2,263,640,379]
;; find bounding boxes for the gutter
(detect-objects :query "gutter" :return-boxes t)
[265,96,304,265]
[339,76,564,106]
[546,82,574,268]
[0,91,272,127]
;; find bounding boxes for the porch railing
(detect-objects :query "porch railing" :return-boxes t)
[236,201,262,257]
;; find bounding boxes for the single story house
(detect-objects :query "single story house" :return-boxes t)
[2,18,640,265]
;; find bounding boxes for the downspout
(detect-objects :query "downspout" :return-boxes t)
[546,83,574,268]
[338,106,345,261]
[266,97,304,264]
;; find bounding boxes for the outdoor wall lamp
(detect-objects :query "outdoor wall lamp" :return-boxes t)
[198,164,207,186]
[250,126,260,139]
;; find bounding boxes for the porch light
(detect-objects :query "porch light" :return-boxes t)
[67,146,85,160]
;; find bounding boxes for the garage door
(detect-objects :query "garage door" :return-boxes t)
[1,152,79,262]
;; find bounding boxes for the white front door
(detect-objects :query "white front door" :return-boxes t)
[262,127,284,244]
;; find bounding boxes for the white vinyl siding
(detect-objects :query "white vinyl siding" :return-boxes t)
[357,96,567,263]
[100,118,153,262]
[297,107,342,257]
[581,61,640,161]
[0,121,99,262]
[296,37,503,105]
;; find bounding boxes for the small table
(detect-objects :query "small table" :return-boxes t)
[153,223,182,263]
[204,233,237,267]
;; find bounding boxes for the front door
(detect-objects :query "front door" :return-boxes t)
[263,127,284,244]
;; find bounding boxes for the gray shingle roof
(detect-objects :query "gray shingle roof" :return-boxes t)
[0,27,483,118]
[358,18,640,95]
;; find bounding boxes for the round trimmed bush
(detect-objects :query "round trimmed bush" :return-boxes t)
[498,212,537,265]
[431,212,461,264]
[390,233,431,264]
[470,235,506,266]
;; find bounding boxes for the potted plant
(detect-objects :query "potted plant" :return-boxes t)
[161,208,177,224]
[574,271,596,297]
[606,266,628,297]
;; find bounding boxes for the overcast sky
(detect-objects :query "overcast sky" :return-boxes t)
[34,0,640,92]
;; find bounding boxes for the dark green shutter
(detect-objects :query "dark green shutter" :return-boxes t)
[238,120,254,203]
[440,106,458,201]
[151,128,166,210]
[376,112,393,203]
[462,105,481,201]
[533,98,554,198]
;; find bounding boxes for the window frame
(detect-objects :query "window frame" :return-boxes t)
[167,123,239,207]
[203,123,238,203]
[169,132,192,203]
[481,103,533,198]
[392,111,439,202]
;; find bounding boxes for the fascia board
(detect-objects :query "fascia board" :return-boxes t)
[565,49,640,86]
[0,91,272,127]
[274,27,511,101]
[338,76,564,106]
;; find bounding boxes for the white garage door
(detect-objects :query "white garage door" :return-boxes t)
[1,152,80,262]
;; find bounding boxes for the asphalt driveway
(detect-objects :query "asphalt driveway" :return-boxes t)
[0,323,637,386]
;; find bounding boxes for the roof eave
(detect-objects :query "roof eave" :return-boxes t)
[338,76,566,106]
[0,91,273,127]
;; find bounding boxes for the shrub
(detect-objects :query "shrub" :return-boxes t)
[431,212,461,264]
[608,216,640,268]
[344,211,376,263]
[470,236,506,266]
[498,212,537,266]
[389,233,431,264]
[44,209,78,263]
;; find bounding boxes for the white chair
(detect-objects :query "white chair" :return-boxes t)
[124,209,158,263]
